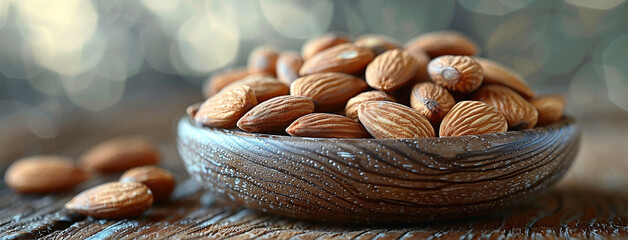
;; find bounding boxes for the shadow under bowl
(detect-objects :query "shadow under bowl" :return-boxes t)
[176,115,580,223]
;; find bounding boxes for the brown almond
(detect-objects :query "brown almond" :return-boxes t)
[428,55,483,93]
[440,101,508,137]
[5,155,89,194]
[299,43,374,75]
[301,33,350,60]
[290,72,368,112]
[473,85,538,130]
[194,85,257,128]
[405,31,479,58]
[120,166,175,203]
[475,57,535,99]
[358,101,435,139]
[531,95,566,126]
[65,182,153,219]
[345,91,396,120]
[406,46,431,83]
[237,96,315,133]
[354,34,401,55]
[276,52,304,85]
[202,68,250,98]
[248,47,279,75]
[365,49,418,92]
[221,75,289,103]
[286,113,371,138]
[186,102,201,119]
[80,136,160,173]
[410,82,456,126]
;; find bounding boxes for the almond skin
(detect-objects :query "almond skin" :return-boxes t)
[221,75,289,103]
[301,33,350,60]
[80,136,160,173]
[354,34,401,55]
[276,52,303,85]
[428,55,483,93]
[248,47,279,75]
[299,43,374,75]
[202,68,250,98]
[365,49,418,92]
[5,155,89,194]
[120,166,175,203]
[290,72,368,112]
[186,102,201,119]
[405,46,431,83]
[405,31,479,58]
[440,101,508,137]
[237,96,315,133]
[194,85,258,128]
[358,101,435,139]
[410,82,456,127]
[65,182,153,219]
[531,95,566,126]
[475,57,535,99]
[345,91,396,120]
[473,85,538,130]
[287,113,371,138]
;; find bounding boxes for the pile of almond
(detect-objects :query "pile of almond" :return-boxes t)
[196,31,566,139]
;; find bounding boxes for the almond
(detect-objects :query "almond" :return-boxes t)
[410,82,456,126]
[299,43,374,75]
[475,57,535,99]
[120,166,175,203]
[80,135,160,173]
[365,49,418,92]
[301,33,350,60]
[440,101,508,137]
[65,182,153,219]
[473,85,538,130]
[428,55,483,93]
[405,31,478,58]
[5,155,89,194]
[221,75,288,103]
[248,47,279,75]
[531,95,566,126]
[202,68,250,98]
[405,46,431,83]
[194,85,257,128]
[237,96,315,133]
[276,52,303,85]
[354,34,401,55]
[345,91,396,120]
[286,113,371,138]
[358,101,435,139]
[290,72,368,112]
[186,102,201,119]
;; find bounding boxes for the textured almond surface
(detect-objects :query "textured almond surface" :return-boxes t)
[365,49,417,92]
[290,72,368,112]
[194,85,257,128]
[354,34,401,55]
[248,47,279,75]
[410,82,456,126]
[80,135,160,173]
[405,31,478,58]
[299,44,374,75]
[5,155,89,193]
[475,57,535,99]
[65,182,153,219]
[440,101,508,137]
[345,91,395,120]
[428,55,483,93]
[473,85,538,130]
[358,101,435,139]
[406,46,431,83]
[202,68,250,98]
[532,95,566,126]
[120,166,175,202]
[237,96,315,133]
[221,75,289,103]
[276,52,303,85]
[286,113,371,138]
[186,102,201,119]
[301,33,350,60]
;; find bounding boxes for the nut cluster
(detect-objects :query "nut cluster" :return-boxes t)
[196,31,566,139]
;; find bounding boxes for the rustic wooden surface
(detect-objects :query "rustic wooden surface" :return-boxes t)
[1,80,628,239]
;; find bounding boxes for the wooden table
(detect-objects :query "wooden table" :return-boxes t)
[1,79,628,239]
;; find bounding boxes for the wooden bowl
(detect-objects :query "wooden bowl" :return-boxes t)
[177,114,580,223]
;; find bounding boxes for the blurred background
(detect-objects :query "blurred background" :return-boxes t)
[0,0,627,165]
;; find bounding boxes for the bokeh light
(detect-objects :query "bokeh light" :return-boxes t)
[260,0,334,39]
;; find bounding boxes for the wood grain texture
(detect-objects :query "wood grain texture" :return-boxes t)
[177,116,580,223]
